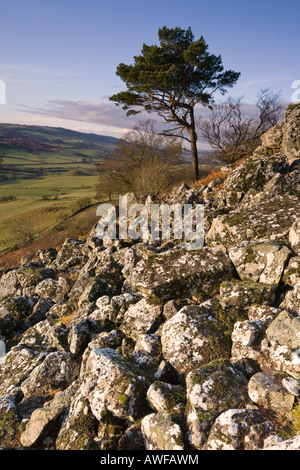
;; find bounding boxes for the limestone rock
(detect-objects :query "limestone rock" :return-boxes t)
[261,103,300,163]
[220,280,276,310]
[186,360,249,449]
[146,381,186,414]
[20,387,75,448]
[228,240,291,285]
[289,218,300,256]
[161,303,233,376]
[204,408,276,450]
[127,245,234,301]
[263,433,300,450]
[248,372,295,415]
[141,411,184,450]
[80,347,146,422]
[20,351,79,398]
[120,297,163,340]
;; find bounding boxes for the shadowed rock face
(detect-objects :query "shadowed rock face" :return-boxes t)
[0,104,300,451]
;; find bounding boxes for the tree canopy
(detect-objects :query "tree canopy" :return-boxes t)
[110,26,240,180]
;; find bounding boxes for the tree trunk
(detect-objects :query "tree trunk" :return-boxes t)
[189,108,199,181]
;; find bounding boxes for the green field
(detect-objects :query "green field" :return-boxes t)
[0,171,100,251]
[0,123,118,252]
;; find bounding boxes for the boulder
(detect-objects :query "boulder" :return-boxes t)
[146,381,186,414]
[120,297,163,340]
[289,218,300,256]
[204,408,276,450]
[220,280,276,309]
[20,385,76,448]
[228,240,291,286]
[161,303,233,376]
[261,103,300,164]
[217,152,289,208]
[141,411,184,450]
[20,351,79,398]
[186,360,249,449]
[80,347,147,422]
[248,372,295,415]
[126,246,234,301]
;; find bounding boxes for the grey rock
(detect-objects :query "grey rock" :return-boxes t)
[161,303,233,376]
[141,411,184,450]
[248,371,295,415]
[204,408,276,450]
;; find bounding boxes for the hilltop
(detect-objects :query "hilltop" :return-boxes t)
[0,103,299,451]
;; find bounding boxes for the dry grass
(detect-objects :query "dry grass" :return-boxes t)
[0,205,98,269]
[193,169,228,187]
[59,310,77,326]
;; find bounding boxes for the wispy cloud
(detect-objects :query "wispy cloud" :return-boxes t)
[242,76,293,87]
[19,99,142,130]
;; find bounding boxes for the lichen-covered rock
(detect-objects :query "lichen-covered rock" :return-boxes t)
[38,248,57,265]
[131,334,162,375]
[207,195,300,248]
[55,386,98,450]
[282,256,300,288]
[0,393,21,448]
[0,347,46,398]
[80,347,146,422]
[2,295,34,325]
[228,240,291,285]
[24,298,54,329]
[231,318,271,362]
[289,219,300,256]
[146,381,186,414]
[281,282,300,314]
[20,385,76,448]
[261,103,300,163]
[35,278,58,298]
[68,319,90,355]
[93,293,139,325]
[263,432,300,450]
[54,238,87,269]
[217,152,289,208]
[141,411,184,450]
[127,245,234,301]
[69,254,124,307]
[20,351,79,398]
[0,270,22,299]
[266,310,300,349]
[16,319,69,352]
[161,303,233,376]
[220,280,276,310]
[204,408,276,450]
[248,372,295,415]
[186,359,249,449]
[120,298,163,340]
[259,309,300,379]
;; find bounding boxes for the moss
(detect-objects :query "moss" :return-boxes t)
[245,245,256,264]
[226,213,245,226]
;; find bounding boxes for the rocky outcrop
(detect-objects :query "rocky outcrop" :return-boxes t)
[0,103,300,451]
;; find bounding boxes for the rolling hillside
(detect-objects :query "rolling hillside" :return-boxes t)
[0,123,118,181]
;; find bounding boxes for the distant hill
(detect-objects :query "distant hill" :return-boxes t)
[0,123,119,180]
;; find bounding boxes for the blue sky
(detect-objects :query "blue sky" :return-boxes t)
[1,0,299,137]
